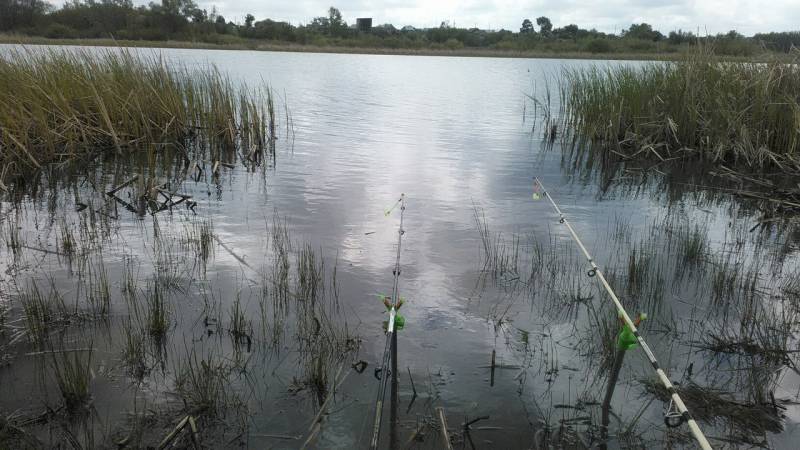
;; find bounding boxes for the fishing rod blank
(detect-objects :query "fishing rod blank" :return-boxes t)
[369,194,405,450]
[533,178,713,450]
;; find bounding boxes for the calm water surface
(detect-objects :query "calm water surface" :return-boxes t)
[1,45,798,449]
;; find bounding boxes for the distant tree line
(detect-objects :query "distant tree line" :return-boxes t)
[1,1,799,56]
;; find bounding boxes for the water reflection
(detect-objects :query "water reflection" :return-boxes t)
[0,45,798,448]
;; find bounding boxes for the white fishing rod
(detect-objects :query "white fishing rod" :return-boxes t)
[369,194,406,450]
[533,177,712,450]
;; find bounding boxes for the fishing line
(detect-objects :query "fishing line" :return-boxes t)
[369,194,406,450]
[533,177,713,450]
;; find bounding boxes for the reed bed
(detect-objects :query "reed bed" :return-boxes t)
[545,48,800,176]
[0,48,274,189]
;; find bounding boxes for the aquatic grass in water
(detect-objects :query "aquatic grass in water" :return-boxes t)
[179,218,215,276]
[3,218,22,259]
[20,280,68,342]
[542,47,800,184]
[676,223,708,267]
[0,48,274,188]
[228,296,252,347]
[175,349,237,417]
[58,220,76,257]
[121,321,148,380]
[84,257,111,316]
[145,284,170,339]
[473,205,521,281]
[51,349,93,413]
[474,200,799,444]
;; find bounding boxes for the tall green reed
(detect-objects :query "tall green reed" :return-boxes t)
[544,47,800,173]
[0,48,274,188]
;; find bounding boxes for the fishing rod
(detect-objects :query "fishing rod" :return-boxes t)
[369,194,406,450]
[533,178,713,450]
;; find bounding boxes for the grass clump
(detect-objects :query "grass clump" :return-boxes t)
[58,220,76,256]
[145,284,170,339]
[51,350,93,413]
[228,297,252,349]
[678,224,708,265]
[548,47,800,176]
[85,258,111,316]
[181,219,215,270]
[0,48,274,188]
[175,350,236,417]
[20,281,68,342]
[121,322,148,380]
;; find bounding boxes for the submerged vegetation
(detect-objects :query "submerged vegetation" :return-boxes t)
[475,195,800,446]
[1,193,359,447]
[0,48,274,189]
[0,43,356,445]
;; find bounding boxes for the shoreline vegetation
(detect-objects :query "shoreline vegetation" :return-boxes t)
[2,3,800,62]
[536,47,800,214]
[0,34,792,62]
[0,47,274,190]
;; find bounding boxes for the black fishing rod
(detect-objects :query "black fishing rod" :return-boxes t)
[369,194,406,450]
[533,178,712,450]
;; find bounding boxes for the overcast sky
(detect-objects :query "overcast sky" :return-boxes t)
[140,1,798,35]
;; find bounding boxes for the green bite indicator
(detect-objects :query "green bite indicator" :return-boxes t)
[616,312,647,351]
[380,295,405,331]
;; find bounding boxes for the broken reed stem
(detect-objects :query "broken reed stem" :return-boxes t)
[407,366,417,397]
[462,415,490,429]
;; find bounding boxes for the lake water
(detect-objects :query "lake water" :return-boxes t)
[1,45,799,449]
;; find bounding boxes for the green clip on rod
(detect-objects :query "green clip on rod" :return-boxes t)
[533,178,712,450]
[370,194,406,450]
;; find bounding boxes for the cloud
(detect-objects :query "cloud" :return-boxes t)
[133,0,799,35]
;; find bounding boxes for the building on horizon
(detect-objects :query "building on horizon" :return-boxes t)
[356,18,373,32]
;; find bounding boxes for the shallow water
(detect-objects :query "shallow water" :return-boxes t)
[1,45,799,449]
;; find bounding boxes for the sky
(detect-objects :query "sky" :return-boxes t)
[137,1,799,35]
